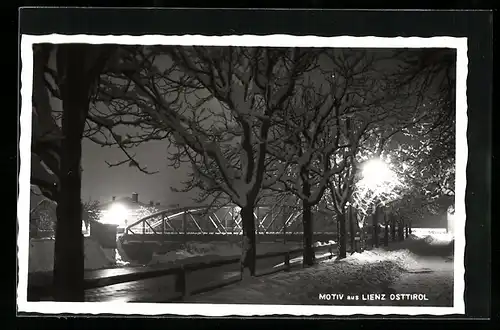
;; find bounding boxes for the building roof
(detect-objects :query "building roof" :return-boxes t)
[99,196,168,211]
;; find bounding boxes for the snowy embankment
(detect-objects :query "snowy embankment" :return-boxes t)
[411,227,450,238]
[29,237,336,273]
[148,240,336,266]
[29,237,117,273]
[187,234,454,307]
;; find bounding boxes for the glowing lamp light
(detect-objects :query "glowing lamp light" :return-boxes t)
[361,158,393,188]
[101,203,130,227]
[353,157,404,216]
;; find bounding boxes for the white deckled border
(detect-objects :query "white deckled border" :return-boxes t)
[18,34,468,316]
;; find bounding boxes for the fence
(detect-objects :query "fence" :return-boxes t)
[31,225,407,302]
[77,243,337,302]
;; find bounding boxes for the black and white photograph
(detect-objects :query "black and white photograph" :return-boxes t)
[18,33,468,316]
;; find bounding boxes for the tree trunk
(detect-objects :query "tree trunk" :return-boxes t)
[372,206,379,248]
[359,222,365,252]
[408,219,413,235]
[405,224,409,238]
[391,213,396,242]
[283,209,287,245]
[337,211,347,259]
[52,45,91,302]
[302,200,315,266]
[336,213,340,243]
[383,211,389,247]
[398,217,405,241]
[300,167,315,267]
[349,206,356,253]
[240,204,257,279]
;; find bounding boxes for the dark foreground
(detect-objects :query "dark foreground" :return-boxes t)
[28,245,334,302]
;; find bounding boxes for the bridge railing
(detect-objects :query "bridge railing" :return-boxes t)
[124,204,338,239]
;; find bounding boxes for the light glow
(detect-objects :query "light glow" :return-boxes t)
[361,158,394,188]
[100,203,130,226]
[353,157,406,216]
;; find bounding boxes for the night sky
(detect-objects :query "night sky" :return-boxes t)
[43,48,196,206]
[46,87,195,207]
[42,46,453,208]
[80,138,194,206]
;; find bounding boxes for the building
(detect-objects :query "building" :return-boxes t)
[29,195,57,238]
[29,190,89,238]
[97,192,167,231]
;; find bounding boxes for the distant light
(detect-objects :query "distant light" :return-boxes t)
[100,203,130,226]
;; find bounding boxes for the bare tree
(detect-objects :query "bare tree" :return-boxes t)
[265,55,357,266]
[89,46,319,277]
[318,48,444,258]
[31,44,62,201]
[261,48,435,261]
[377,48,457,236]
[394,49,456,205]
[31,43,116,301]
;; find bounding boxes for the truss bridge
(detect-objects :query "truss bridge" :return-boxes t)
[122,204,337,244]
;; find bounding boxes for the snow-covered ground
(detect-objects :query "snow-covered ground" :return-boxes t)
[186,234,454,307]
[411,227,449,237]
[148,240,336,266]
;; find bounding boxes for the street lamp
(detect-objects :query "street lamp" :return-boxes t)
[361,158,393,189]
[101,203,130,227]
[353,156,405,212]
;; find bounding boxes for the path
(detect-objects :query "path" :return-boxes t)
[84,251,333,302]
[385,255,454,306]
[185,235,455,307]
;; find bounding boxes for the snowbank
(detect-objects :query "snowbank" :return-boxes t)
[187,234,453,306]
[421,233,454,245]
[115,236,133,266]
[28,237,118,273]
[411,228,448,237]
[186,250,410,305]
[149,241,306,265]
[314,240,336,247]
[383,233,454,258]
[83,238,117,270]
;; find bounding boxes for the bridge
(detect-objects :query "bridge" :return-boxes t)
[119,203,339,262]
[122,203,338,243]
